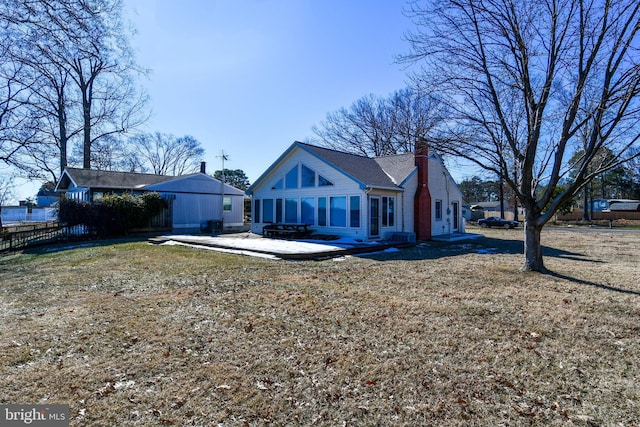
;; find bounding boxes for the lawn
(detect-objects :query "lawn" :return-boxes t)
[1,228,638,426]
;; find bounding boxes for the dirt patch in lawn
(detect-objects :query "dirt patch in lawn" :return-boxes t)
[1,230,639,426]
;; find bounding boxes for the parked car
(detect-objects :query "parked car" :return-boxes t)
[478,216,519,229]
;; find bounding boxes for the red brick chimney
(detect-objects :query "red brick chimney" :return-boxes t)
[414,139,432,240]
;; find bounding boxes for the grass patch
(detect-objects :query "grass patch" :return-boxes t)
[1,230,639,425]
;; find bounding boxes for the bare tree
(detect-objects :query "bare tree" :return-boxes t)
[130,132,205,176]
[0,0,148,180]
[311,88,444,156]
[0,30,33,165]
[401,0,640,272]
[0,173,16,228]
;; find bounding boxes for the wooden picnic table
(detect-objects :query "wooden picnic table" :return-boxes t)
[262,223,313,239]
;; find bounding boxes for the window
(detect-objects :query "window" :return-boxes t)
[254,199,261,223]
[223,196,232,212]
[272,179,283,190]
[318,197,327,226]
[350,196,360,228]
[285,198,297,223]
[301,164,315,188]
[275,198,283,223]
[330,196,347,227]
[301,197,314,224]
[263,199,274,223]
[318,175,333,186]
[285,166,298,189]
[382,196,395,227]
[435,200,442,221]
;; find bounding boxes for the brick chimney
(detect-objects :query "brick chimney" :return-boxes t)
[414,139,432,240]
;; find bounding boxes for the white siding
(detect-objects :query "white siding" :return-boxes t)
[171,193,221,232]
[428,158,464,236]
[223,196,246,227]
[149,174,245,231]
[401,172,418,234]
[251,149,370,240]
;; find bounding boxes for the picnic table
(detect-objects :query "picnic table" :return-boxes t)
[262,223,313,239]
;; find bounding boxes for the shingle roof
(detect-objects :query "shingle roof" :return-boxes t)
[298,142,406,190]
[373,154,416,185]
[61,168,177,190]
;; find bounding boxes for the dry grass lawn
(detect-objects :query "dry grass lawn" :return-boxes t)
[0,228,639,426]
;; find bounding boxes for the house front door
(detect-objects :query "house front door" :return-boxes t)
[369,197,380,238]
[452,202,459,231]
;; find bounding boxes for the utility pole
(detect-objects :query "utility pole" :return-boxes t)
[217,151,229,222]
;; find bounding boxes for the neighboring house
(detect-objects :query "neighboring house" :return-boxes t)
[608,199,640,212]
[588,198,610,212]
[246,141,464,241]
[468,202,519,221]
[0,206,28,223]
[55,165,245,232]
[0,206,57,223]
[469,201,501,213]
[36,186,59,207]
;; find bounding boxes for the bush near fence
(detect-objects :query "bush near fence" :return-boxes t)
[58,192,167,237]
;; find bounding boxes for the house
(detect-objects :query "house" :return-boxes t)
[55,164,245,232]
[36,183,60,207]
[246,141,464,241]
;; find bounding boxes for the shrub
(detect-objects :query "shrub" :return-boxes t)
[58,192,167,237]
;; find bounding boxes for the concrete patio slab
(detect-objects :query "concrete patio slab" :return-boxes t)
[149,234,412,260]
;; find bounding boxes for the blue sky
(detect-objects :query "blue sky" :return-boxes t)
[127,0,412,181]
[8,0,477,202]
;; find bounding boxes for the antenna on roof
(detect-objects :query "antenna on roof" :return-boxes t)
[216,150,229,184]
[216,150,230,223]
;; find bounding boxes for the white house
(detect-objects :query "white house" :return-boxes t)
[246,141,464,241]
[55,165,245,232]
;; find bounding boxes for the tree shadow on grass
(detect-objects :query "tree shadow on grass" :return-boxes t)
[365,236,639,296]
[545,271,640,296]
[19,236,150,255]
[365,236,595,263]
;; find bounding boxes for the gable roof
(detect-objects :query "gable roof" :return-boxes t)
[145,172,246,196]
[248,141,409,194]
[55,167,245,196]
[299,142,402,190]
[57,168,176,191]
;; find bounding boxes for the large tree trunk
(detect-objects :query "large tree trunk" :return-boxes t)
[82,94,91,169]
[582,186,589,221]
[58,95,68,175]
[522,208,545,272]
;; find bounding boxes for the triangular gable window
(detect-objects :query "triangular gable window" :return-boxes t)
[272,178,283,190]
[319,175,333,186]
[301,164,315,188]
[285,165,298,189]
